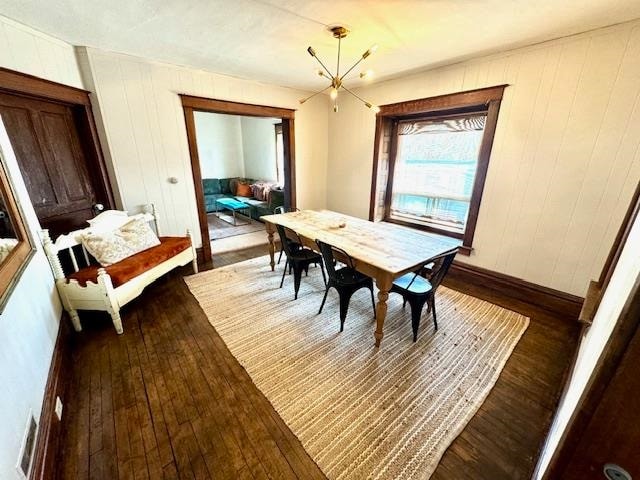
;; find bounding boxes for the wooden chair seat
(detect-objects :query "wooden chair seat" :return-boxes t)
[67,236,192,288]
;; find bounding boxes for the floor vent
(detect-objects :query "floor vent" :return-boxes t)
[17,412,37,478]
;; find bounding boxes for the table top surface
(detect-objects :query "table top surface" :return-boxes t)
[215,197,248,209]
[262,210,460,275]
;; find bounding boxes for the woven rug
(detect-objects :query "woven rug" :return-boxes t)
[208,214,264,239]
[211,231,276,255]
[185,256,529,479]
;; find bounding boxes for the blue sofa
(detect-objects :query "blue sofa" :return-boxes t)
[203,177,284,220]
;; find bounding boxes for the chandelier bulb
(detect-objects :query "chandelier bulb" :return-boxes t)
[330,87,338,100]
[365,102,380,113]
[362,44,379,59]
[360,69,374,80]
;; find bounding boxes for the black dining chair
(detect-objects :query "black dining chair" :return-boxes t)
[391,248,458,341]
[274,206,301,265]
[316,240,376,332]
[276,224,326,299]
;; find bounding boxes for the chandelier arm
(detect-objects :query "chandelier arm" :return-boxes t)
[299,85,331,104]
[340,84,375,107]
[339,56,366,82]
[311,54,335,80]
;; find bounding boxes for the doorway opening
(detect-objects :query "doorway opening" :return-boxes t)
[181,96,296,263]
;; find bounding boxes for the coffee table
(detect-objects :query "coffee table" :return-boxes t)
[215,198,251,226]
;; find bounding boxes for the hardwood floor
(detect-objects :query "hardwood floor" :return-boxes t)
[56,245,579,479]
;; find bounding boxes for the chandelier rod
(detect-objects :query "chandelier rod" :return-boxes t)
[341,84,377,109]
[299,85,331,104]
[336,36,341,78]
[307,47,334,79]
[339,56,366,82]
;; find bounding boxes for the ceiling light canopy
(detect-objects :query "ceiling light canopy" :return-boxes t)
[299,26,380,113]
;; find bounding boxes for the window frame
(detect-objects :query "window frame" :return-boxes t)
[370,85,507,256]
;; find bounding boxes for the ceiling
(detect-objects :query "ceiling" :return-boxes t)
[1,0,640,91]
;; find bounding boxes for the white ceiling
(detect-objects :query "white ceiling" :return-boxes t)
[1,0,640,91]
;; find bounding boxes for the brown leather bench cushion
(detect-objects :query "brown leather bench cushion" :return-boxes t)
[67,236,191,288]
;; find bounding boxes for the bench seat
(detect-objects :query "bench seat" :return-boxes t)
[42,207,198,334]
[67,236,192,288]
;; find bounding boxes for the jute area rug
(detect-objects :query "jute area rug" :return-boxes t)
[210,231,275,255]
[208,214,264,240]
[185,256,529,480]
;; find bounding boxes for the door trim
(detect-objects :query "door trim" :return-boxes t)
[538,180,640,478]
[0,67,115,212]
[0,66,91,105]
[180,95,296,263]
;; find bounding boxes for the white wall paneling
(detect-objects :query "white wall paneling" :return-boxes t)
[328,20,640,296]
[0,15,73,479]
[536,211,640,477]
[0,16,82,89]
[79,47,329,248]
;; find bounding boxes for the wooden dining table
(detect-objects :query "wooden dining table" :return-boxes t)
[261,210,460,347]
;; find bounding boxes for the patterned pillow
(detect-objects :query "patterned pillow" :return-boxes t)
[81,217,160,267]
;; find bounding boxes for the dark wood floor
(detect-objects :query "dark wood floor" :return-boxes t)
[56,246,579,479]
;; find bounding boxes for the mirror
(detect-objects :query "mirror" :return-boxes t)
[0,120,36,312]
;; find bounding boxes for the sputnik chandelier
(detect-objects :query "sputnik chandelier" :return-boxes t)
[300,25,380,113]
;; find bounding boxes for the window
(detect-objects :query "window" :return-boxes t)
[274,123,284,184]
[389,113,487,235]
[371,86,506,255]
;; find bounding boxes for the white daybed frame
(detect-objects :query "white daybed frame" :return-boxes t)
[41,206,198,334]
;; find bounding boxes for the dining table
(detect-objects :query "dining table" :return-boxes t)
[261,209,460,347]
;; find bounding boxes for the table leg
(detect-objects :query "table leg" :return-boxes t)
[266,222,276,271]
[374,273,393,347]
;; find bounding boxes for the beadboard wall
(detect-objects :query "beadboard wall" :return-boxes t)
[327,20,640,296]
[77,47,329,248]
[0,16,82,89]
[0,15,71,480]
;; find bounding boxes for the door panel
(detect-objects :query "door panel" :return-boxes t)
[0,104,57,209]
[0,92,102,236]
[41,111,92,203]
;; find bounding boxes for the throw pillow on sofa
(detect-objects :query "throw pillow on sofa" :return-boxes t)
[236,182,252,197]
[81,217,161,267]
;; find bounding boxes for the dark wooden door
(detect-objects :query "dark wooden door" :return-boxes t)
[0,92,105,237]
[560,322,640,480]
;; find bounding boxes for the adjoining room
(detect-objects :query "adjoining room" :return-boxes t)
[193,111,285,253]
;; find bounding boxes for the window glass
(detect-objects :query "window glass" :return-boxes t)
[275,124,284,184]
[389,114,486,234]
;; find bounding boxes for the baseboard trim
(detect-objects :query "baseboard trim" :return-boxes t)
[30,313,72,480]
[446,261,584,320]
